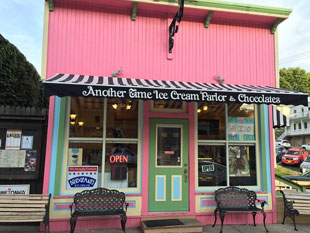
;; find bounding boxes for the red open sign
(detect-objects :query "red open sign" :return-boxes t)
[109,154,128,164]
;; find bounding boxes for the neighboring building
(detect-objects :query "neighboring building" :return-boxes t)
[282,97,310,147]
[41,0,307,232]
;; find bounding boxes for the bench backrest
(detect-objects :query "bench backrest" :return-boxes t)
[0,194,51,222]
[215,186,257,210]
[73,188,126,214]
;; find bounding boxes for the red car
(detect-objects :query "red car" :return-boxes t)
[281,148,309,165]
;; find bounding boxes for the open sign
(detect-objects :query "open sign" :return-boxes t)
[109,154,128,164]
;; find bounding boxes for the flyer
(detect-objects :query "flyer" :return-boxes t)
[21,136,33,150]
[5,130,22,149]
[67,166,98,190]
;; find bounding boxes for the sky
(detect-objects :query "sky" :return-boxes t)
[0,0,309,75]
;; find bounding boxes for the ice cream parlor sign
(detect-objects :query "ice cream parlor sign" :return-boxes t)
[67,166,98,190]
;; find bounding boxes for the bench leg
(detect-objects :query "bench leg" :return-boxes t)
[260,210,268,232]
[219,211,226,233]
[70,216,77,233]
[212,209,218,227]
[252,212,257,226]
[121,213,127,233]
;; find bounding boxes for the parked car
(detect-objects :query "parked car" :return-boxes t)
[301,143,310,151]
[281,148,309,165]
[275,139,291,148]
[276,146,286,163]
[300,156,310,173]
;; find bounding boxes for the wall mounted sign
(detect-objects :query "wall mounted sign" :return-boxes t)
[67,166,98,190]
[0,184,30,195]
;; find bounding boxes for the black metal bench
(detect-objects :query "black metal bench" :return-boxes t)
[280,190,310,231]
[70,188,128,233]
[212,186,268,233]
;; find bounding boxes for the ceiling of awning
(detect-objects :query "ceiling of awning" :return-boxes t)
[43,74,308,106]
[273,107,289,128]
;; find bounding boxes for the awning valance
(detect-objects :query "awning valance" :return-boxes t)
[44,74,308,106]
[272,107,289,128]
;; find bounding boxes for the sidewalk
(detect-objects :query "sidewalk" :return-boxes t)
[2,224,310,233]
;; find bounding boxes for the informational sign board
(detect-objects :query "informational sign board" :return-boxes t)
[67,166,98,190]
[0,184,30,195]
[0,150,26,167]
[227,117,255,141]
[5,129,22,149]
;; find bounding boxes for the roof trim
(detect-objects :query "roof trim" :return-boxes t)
[129,0,292,18]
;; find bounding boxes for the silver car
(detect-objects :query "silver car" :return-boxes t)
[300,156,310,173]
[301,143,310,151]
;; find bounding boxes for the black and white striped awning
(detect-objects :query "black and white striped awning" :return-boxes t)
[273,107,289,128]
[44,74,308,106]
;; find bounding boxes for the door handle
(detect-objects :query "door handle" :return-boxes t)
[184,168,188,183]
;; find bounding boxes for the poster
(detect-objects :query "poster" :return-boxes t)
[0,150,26,167]
[0,184,30,195]
[227,117,255,141]
[68,148,83,166]
[5,130,22,149]
[24,150,37,171]
[67,166,98,190]
[229,146,250,177]
[21,136,33,150]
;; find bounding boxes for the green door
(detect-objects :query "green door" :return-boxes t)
[148,119,189,212]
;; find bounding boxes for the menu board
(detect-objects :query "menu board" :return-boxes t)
[227,117,255,141]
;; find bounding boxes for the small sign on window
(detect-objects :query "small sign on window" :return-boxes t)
[202,164,214,173]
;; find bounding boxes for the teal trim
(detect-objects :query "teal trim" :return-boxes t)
[53,98,67,196]
[258,105,268,191]
[48,97,61,195]
[131,2,138,21]
[204,10,213,28]
[47,0,54,11]
[172,176,181,199]
[275,174,306,195]
[156,176,165,200]
[159,0,291,17]
[270,18,283,34]
[264,105,271,193]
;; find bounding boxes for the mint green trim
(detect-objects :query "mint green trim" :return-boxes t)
[47,0,54,11]
[159,0,291,17]
[204,10,213,28]
[270,18,283,34]
[132,2,138,21]
[54,98,67,196]
[275,174,306,195]
[259,105,268,191]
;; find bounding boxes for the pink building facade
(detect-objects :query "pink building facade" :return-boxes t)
[42,0,307,231]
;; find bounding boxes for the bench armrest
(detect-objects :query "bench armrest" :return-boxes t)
[124,202,129,212]
[257,200,266,209]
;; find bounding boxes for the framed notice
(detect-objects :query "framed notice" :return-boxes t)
[67,166,98,190]
[5,130,22,149]
[21,136,33,150]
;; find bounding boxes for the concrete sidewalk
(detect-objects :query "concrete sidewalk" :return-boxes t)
[1,224,310,233]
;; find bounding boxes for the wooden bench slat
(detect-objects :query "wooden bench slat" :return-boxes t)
[0,200,48,204]
[0,212,45,216]
[0,208,46,212]
[0,195,49,200]
[0,203,46,208]
[0,217,44,222]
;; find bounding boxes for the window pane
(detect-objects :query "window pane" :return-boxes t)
[229,145,257,186]
[69,97,103,137]
[106,99,138,138]
[152,100,186,112]
[157,126,181,166]
[68,142,103,184]
[198,103,225,140]
[105,143,137,188]
[198,145,227,186]
[228,104,255,141]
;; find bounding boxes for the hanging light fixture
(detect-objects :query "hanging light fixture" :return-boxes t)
[112,104,118,110]
[203,105,208,111]
[126,104,132,110]
[197,108,202,113]
[70,114,77,120]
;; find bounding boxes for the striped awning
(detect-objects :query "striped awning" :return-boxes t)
[43,74,308,106]
[273,107,289,128]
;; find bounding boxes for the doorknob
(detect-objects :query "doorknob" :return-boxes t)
[184,168,188,183]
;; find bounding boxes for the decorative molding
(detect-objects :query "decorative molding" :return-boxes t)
[131,2,138,21]
[270,18,283,34]
[204,10,213,28]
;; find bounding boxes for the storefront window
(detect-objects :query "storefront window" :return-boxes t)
[197,103,257,188]
[229,145,257,186]
[106,99,138,138]
[105,143,137,188]
[198,103,225,140]
[151,100,186,112]
[198,145,227,186]
[69,97,103,138]
[67,98,139,190]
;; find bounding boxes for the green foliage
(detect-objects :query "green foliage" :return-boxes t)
[0,35,48,108]
[280,67,310,95]
[275,165,300,176]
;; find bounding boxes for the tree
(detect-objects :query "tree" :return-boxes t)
[280,67,310,95]
[0,34,47,108]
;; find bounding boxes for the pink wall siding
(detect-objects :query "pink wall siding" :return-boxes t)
[46,3,276,87]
